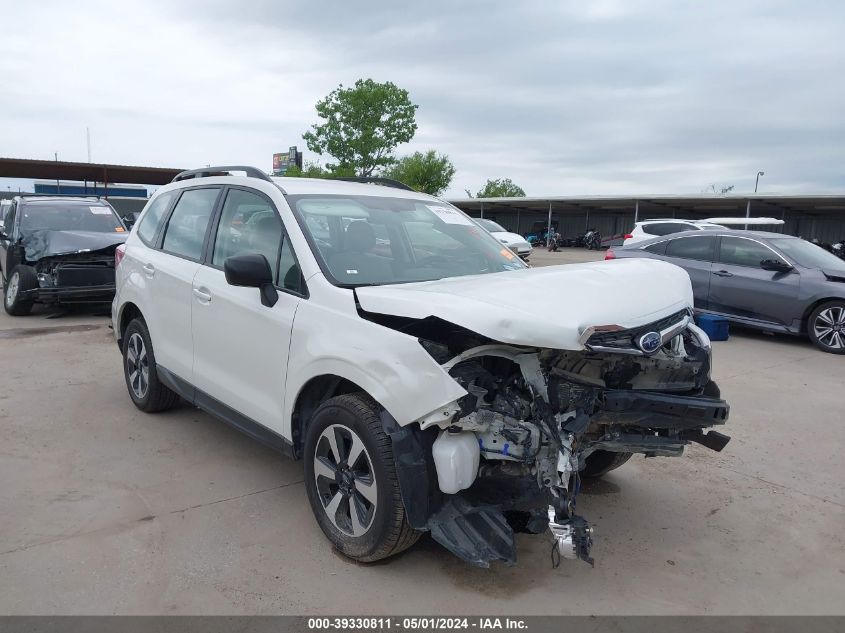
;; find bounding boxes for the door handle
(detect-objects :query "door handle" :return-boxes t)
[193,287,212,303]
[142,263,155,278]
[713,270,733,277]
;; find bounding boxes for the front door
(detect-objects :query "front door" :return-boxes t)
[190,187,303,435]
[709,236,800,327]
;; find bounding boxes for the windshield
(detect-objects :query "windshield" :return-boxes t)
[20,203,125,234]
[287,194,527,286]
[770,238,845,272]
[476,219,506,233]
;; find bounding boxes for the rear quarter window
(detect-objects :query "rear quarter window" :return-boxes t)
[643,222,697,236]
[643,241,667,255]
[137,192,176,245]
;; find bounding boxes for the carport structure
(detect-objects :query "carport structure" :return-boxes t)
[0,157,183,193]
[449,194,845,245]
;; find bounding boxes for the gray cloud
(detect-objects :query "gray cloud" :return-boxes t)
[1,0,842,196]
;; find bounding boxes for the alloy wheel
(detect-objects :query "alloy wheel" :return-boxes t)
[313,424,378,537]
[126,332,150,399]
[814,306,845,350]
[5,272,19,307]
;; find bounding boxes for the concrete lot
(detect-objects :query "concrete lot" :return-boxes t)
[1,248,844,615]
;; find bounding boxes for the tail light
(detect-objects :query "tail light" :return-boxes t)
[624,233,633,239]
[604,249,615,260]
[115,243,126,268]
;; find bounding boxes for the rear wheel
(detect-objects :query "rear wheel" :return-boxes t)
[808,301,845,354]
[303,394,420,562]
[3,265,37,316]
[122,318,180,412]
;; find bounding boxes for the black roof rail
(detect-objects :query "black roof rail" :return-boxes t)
[19,193,102,200]
[172,165,272,183]
[333,177,415,192]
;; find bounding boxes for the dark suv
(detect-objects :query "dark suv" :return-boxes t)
[0,196,128,315]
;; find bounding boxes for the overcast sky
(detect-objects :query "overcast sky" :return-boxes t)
[1,0,843,197]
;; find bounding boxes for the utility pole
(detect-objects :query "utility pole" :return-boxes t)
[55,152,61,194]
[746,171,764,229]
[86,127,92,163]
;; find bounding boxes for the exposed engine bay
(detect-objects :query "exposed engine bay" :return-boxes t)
[376,309,730,567]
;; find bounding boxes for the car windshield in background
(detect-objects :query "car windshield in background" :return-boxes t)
[476,218,507,233]
[287,194,527,286]
[20,203,124,233]
[770,238,845,272]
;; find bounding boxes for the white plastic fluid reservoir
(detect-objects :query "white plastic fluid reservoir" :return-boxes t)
[432,430,480,494]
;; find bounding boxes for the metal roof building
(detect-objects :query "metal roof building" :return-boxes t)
[447,194,845,245]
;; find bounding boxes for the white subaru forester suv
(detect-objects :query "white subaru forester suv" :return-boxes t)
[113,166,730,567]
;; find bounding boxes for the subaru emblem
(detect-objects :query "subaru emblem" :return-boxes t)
[638,331,662,354]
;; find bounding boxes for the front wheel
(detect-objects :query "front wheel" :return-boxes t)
[808,301,845,354]
[303,394,420,562]
[3,265,37,316]
[580,450,633,478]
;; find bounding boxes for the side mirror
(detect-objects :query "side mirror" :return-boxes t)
[223,253,278,307]
[760,259,793,273]
[122,212,139,228]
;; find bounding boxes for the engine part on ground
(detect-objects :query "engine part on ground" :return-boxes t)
[432,429,480,494]
[548,508,594,567]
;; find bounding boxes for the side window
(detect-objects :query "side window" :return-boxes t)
[277,238,303,294]
[644,222,695,236]
[162,188,220,260]
[137,192,176,245]
[643,241,667,255]
[719,237,785,268]
[665,235,716,262]
[212,189,281,270]
[2,202,15,234]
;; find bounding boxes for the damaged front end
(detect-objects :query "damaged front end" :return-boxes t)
[20,231,125,305]
[388,309,730,567]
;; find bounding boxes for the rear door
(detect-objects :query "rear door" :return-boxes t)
[662,234,717,309]
[190,187,305,435]
[144,186,222,381]
[709,236,800,327]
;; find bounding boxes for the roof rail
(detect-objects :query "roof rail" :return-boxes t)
[333,177,415,192]
[19,193,102,200]
[172,165,272,183]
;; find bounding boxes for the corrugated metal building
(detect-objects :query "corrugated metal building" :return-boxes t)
[448,194,845,245]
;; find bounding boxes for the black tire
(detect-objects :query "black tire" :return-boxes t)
[580,450,633,478]
[122,318,180,412]
[3,265,37,316]
[807,300,845,354]
[303,394,420,562]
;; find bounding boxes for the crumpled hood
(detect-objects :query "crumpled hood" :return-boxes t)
[356,259,694,349]
[22,230,127,261]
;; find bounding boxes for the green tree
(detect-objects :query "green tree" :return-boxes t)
[383,150,455,196]
[282,161,355,179]
[303,79,418,177]
[476,178,526,198]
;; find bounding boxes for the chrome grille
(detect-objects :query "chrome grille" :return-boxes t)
[586,309,690,353]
